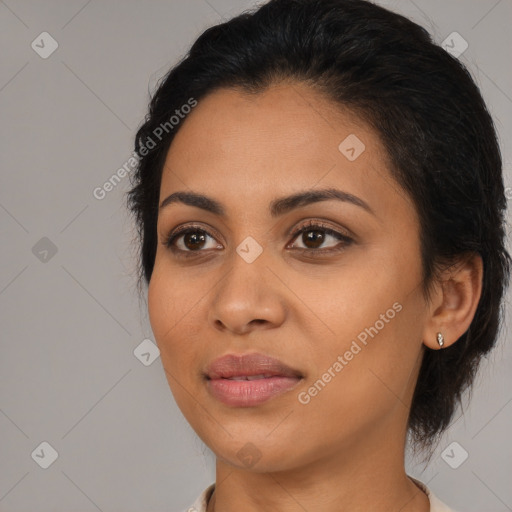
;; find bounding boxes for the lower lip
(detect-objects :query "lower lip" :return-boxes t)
[206,376,302,407]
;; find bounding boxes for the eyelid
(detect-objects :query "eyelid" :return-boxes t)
[162,222,222,244]
[286,218,354,242]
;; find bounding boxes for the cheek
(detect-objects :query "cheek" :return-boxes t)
[148,269,185,363]
[147,267,206,369]
[294,313,422,451]
[294,265,425,420]
[147,271,171,346]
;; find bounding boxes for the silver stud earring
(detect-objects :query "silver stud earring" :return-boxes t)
[437,332,444,348]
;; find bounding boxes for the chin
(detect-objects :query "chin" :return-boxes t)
[206,434,308,473]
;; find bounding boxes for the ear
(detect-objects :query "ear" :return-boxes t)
[422,252,483,350]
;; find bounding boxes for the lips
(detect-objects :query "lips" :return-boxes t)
[204,352,303,380]
[204,353,304,407]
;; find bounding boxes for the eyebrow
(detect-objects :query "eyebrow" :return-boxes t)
[159,187,375,218]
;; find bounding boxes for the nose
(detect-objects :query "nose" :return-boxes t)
[208,249,287,335]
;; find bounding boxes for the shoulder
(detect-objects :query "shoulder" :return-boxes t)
[181,482,215,512]
[410,476,460,512]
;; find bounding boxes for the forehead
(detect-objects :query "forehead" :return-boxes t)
[159,82,409,218]
[166,82,376,165]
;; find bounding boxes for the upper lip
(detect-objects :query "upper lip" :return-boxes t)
[205,353,304,380]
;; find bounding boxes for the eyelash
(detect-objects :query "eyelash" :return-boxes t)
[163,220,353,259]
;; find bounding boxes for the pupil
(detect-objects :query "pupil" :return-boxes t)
[185,232,205,250]
[304,230,324,248]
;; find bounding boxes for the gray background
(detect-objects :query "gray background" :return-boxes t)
[1,0,511,510]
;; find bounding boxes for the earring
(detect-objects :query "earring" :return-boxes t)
[437,332,445,348]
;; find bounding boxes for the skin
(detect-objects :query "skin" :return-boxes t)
[147,81,483,512]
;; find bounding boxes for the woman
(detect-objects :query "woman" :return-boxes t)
[126,0,510,510]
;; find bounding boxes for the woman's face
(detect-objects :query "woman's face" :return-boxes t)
[148,82,430,471]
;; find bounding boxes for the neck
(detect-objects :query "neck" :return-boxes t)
[206,423,430,512]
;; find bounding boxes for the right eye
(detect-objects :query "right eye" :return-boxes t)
[163,225,223,256]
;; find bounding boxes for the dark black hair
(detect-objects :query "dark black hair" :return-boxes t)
[126,0,511,454]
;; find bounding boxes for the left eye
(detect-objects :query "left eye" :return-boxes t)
[287,223,352,251]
